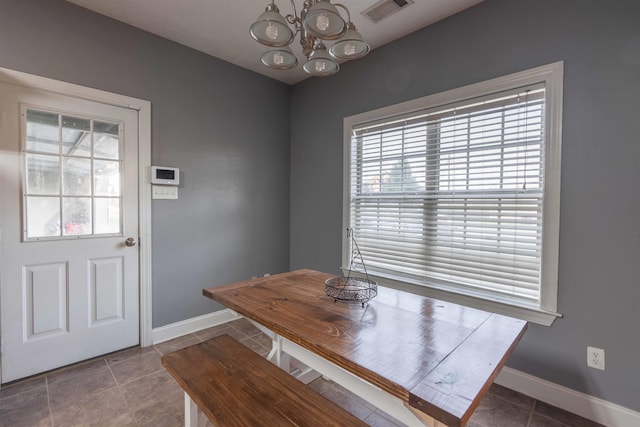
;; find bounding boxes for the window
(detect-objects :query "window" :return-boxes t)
[23,107,123,241]
[343,63,563,325]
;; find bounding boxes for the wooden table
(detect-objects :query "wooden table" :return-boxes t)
[203,269,527,427]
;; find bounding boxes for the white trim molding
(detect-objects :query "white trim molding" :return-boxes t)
[496,367,640,427]
[137,101,153,347]
[151,309,241,345]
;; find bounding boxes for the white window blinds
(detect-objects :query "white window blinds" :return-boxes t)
[349,84,547,308]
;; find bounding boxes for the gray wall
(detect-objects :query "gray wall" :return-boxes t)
[290,0,640,412]
[0,0,292,327]
[2,0,639,413]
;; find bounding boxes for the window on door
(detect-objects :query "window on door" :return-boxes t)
[343,63,563,325]
[23,108,123,240]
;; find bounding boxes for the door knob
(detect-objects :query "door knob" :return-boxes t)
[125,237,136,247]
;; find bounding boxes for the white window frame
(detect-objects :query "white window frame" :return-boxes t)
[342,62,563,326]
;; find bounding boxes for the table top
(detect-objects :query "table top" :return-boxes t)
[203,269,527,427]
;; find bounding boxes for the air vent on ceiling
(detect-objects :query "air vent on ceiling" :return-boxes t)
[362,0,414,23]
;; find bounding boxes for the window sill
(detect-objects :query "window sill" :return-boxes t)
[342,268,562,326]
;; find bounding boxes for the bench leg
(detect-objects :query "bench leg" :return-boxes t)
[184,392,199,427]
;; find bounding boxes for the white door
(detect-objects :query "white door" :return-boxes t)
[0,81,140,383]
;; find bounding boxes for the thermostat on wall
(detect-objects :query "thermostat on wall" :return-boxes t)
[151,166,180,185]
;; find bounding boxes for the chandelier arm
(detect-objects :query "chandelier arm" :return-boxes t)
[295,0,315,58]
[285,13,302,37]
[281,0,299,31]
[288,0,298,18]
[254,0,359,75]
[333,3,352,23]
[301,34,317,58]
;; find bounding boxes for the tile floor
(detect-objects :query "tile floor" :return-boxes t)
[0,318,604,427]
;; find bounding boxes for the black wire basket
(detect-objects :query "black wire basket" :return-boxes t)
[325,229,377,307]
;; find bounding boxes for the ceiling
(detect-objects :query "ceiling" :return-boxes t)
[66,0,484,85]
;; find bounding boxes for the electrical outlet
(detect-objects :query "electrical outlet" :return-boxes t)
[587,346,605,370]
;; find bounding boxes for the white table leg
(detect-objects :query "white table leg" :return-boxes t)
[266,335,291,372]
[184,392,199,427]
[281,337,448,427]
[248,317,444,425]
[249,319,320,384]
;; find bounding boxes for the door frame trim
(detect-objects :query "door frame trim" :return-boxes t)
[0,67,153,351]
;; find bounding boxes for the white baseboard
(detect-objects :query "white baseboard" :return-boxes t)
[496,367,640,427]
[151,309,240,344]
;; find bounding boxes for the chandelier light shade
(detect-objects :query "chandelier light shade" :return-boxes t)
[302,43,339,76]
[328,22,370,60]
[250,3,294,47]
[250,1,370,77]
[302,0,347,40]
[261,47,298,70]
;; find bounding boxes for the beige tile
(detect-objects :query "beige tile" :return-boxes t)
[109,350,164,385]
[488,383,536,410]
[239,336,270,357]
[46,358,109,385]
[0,376,47,401]
[204,325,248,342]
[51,386,134,426]
[322,387,375,421]
[121,369,182,413]
[105,344,158,364]
[154,334,201,355]
[534,401,604,427]
[121,370,184,426]
[308,377,337,398]
[193,324,235,341]
[0,387,51,426]
[130,390,183,427]
[228,318,262,338]
[251,332,274,349]
[48,364,116,410]
[528,413,566,427]
[467,393,531,427]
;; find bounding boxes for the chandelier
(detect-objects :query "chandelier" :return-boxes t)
[250,0,370,77]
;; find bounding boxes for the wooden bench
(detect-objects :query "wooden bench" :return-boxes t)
[161,334,368,427]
